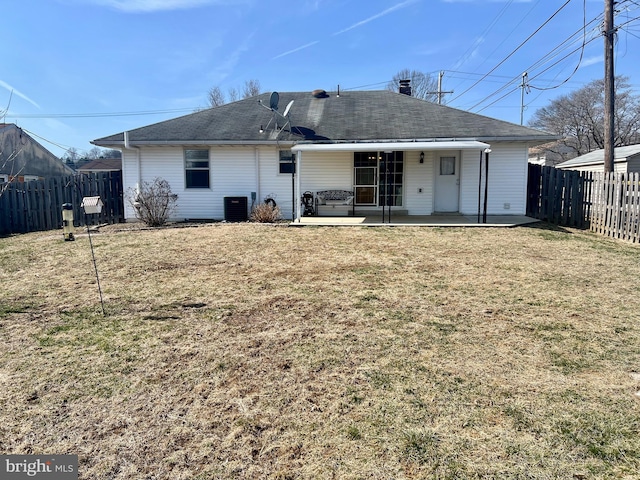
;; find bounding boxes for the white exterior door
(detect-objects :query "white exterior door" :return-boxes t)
[434,155,459,212]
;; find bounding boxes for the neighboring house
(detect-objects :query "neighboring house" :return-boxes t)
[556,144,640,173]
[0,123,74,183]
[76,157,122,175]
[92,88,556,221]
[528,141,577,167]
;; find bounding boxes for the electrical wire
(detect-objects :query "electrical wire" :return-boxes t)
[469,2,598,111]
[449,0,573,104]
[8,107,196,119]
[19,127,78,154]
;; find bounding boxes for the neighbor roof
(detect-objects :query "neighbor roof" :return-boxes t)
[77,158,122,171]
[556,144,640,169]
[92,90,556,147]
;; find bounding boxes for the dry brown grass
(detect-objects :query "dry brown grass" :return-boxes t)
[1,222,639,479]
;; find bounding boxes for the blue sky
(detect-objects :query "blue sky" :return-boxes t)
[2,0,639,157]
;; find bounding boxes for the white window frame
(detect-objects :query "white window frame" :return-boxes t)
[184,149,210,189]
[279,150,295,175]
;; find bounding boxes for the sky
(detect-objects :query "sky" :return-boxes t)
[2,0,639,158]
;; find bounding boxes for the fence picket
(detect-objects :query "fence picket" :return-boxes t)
[0,172,123,235]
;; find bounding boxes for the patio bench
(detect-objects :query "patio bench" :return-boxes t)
[315,189,354,216]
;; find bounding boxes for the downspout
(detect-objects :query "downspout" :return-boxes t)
[254,147,260,210]
[123,131,141,194]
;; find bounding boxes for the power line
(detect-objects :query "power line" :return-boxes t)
[449,0,573,104]
[8,107,196,119]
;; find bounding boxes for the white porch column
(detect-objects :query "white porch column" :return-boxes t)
[295,151,302,221]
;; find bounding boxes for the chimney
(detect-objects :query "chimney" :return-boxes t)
[399,79,411,96]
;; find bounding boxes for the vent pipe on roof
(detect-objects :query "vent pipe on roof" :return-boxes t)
[399,79,411,96]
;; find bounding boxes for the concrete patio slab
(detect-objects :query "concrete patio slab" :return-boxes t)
[290,215,540,227]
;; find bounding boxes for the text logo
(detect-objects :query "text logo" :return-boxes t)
[1,456,78,479]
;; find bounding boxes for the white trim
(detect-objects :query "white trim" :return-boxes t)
[291,141,490,153]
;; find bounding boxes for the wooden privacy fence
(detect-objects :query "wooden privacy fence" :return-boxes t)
[526,164,593,228]
[527,164,640,243]
[590,171,640,243]
[0,171,124,235]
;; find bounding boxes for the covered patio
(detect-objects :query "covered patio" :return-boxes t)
[291,140,492,222]
[291,214,539,227]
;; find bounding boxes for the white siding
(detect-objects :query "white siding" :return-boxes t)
[559,162,627,173]
[122,146,259,221]
[405,150,434,214]
[121,149,139,220]
[299,151,353,192]
[259,147,296,220]
[122,142,532,220]
[460,143,528,215]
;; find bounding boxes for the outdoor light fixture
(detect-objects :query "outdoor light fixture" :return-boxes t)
[419,151,424,163]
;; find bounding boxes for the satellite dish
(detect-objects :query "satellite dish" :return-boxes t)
[269,92,279,111]
[283,100,294,117]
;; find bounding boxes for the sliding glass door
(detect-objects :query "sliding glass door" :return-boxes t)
[354,151,403,206]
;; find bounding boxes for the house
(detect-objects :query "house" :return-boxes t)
[0,123,74,183]
[556,144,640,173]
[91,88,556,222]
[76,157,122,175]
[528,141,578,167]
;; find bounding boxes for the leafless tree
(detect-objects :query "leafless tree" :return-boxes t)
[242,79,261,98]
[0,95,25,197]
[386,69,438,102]
[208,86,225,107]
[529,76,640,160]
[207,79,263,107]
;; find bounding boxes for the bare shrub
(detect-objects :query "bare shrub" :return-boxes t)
[127,178,178,227]
[250,202,281,223]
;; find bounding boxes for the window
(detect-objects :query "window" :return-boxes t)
[185,149,210,188]
[279,150,295,174]
[23,175,39,182]
[379,152,403,206]
[440,156,456,175]
[353,151,404,206]
[0,174,8,183]
[354,152,378,204]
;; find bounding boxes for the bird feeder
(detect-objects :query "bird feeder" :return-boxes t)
[62,203,75,241]
[81,196,104,214]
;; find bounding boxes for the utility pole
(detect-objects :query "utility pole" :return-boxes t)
[603,0,615,173]
[429,71,454,105]
[520,72,529,126]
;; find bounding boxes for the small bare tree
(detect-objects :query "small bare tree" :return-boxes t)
[387,69,438,102]
[127,178,178,227]
[208,86,225,107]
[0,133,25,198]
[0,95,25,198]
[207,79,263,107]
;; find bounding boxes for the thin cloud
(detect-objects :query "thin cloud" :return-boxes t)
[0,80,41,109]
[209,33,255,83]
[272,41,320,60]
[84,0,242,13]
[580,55,603,68]
[333,0,417,36]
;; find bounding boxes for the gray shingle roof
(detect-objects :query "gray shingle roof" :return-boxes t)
[556,144,640,168]
[92,90,555,146]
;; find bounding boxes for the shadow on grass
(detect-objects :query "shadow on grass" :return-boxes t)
[520,221,578,235]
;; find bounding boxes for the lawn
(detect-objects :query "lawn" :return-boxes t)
[0,222,639,479]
